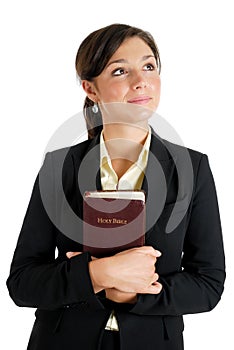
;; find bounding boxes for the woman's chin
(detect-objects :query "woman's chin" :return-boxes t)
[100,101,156,126]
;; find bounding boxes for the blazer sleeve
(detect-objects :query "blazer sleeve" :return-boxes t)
[6,152,103,311]
[130,154,226,316]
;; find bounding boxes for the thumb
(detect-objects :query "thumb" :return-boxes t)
[145,282,163,295]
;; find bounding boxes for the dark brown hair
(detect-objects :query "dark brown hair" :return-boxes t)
[75,23,161,139]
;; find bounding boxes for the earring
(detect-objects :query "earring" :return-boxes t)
[92,103,99,114]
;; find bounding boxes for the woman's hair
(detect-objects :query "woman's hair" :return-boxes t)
[75,23,161,139]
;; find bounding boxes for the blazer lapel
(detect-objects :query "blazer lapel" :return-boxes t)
[77,134,102,198]
[142,129,176,236]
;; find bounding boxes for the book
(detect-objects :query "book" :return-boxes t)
[83,190,146,258]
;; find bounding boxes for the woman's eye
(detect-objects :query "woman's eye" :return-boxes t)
[144,63,155,71]
[112,68,126,76]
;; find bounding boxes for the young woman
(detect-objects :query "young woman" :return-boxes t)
[6,24,225,350]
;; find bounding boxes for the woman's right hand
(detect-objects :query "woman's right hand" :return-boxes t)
[110,246,162,294]
[89,246,162,295]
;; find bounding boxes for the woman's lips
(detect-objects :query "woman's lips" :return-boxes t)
[127,96,152,105]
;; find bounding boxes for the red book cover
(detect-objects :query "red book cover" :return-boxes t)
[83,190,146,258]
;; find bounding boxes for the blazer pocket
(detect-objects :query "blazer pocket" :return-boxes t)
[162,316,184,340]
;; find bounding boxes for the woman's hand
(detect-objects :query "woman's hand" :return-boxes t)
[106,246,162,294]
[105,262,162,303]
[88,246,162,295]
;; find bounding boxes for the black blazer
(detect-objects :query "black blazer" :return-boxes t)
[6,130,225,350]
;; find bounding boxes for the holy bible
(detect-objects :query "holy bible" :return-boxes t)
[83,190,146,258]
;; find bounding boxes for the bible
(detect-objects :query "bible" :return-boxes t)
[83,190,146,257]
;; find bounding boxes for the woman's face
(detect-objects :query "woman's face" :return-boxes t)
[84,36,161,112]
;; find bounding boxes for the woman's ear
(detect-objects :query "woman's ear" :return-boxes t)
[82,80,98,103]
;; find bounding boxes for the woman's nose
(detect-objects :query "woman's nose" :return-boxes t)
[131,72,148,90]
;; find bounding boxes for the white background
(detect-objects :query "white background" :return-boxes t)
[1,0,233,349]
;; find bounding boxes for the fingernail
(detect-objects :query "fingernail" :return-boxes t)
[155,250,162,257]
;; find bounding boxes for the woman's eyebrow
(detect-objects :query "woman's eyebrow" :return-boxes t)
[106,55,155,68]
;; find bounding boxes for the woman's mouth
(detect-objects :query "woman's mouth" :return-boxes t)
[127,96,152,105]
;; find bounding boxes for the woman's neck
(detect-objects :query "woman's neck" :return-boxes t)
[102,123,149,145]
[102,123,149,165]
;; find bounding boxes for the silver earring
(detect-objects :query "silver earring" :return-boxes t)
[92,103,98,114]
